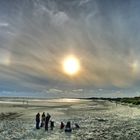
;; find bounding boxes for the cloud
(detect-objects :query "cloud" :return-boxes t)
[0,0,140,93]
[34,2,69,26]
[72,89,83,92]
[47,88,63,94]
[79,0,92,6]
[0,22,9,27]
[51,11,69,26]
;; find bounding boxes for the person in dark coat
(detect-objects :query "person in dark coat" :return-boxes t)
[60,122,65,129]
[50,120,54,130]
[65,121,72,132]
[40,112,45,127]
[45,113,51,131]
[36,113,40,129]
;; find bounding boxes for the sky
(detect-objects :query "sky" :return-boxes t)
[0,0,140,97]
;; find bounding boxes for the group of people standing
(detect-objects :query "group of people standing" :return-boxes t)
[35,112,80,132]
[36,112,53,131]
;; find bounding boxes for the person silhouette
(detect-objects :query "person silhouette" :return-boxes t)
[45,113,51,131]
[36,113,40,129]
[40,112,45,127]
[60,122,65,129]
[50,120,54,130]
[65,121,72,132]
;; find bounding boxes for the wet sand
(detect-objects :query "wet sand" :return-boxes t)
[0,98,140,140]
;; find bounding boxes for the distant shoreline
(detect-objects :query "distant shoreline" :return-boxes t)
[85,97,140,105]
[0,96,140,105]
[0,96,59,100]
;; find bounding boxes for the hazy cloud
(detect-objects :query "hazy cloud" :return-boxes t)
[0,22,9,27]
[0,0,140,96]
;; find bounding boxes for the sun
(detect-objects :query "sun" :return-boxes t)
[63,55,80,75]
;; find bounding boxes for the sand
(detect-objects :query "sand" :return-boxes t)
[0,97,140,140]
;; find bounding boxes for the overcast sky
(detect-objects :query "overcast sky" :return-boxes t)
[0,0,140,97]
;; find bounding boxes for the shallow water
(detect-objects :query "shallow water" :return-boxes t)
[0,99,140,140]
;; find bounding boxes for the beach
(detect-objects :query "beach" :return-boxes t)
[0,98,140,140]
